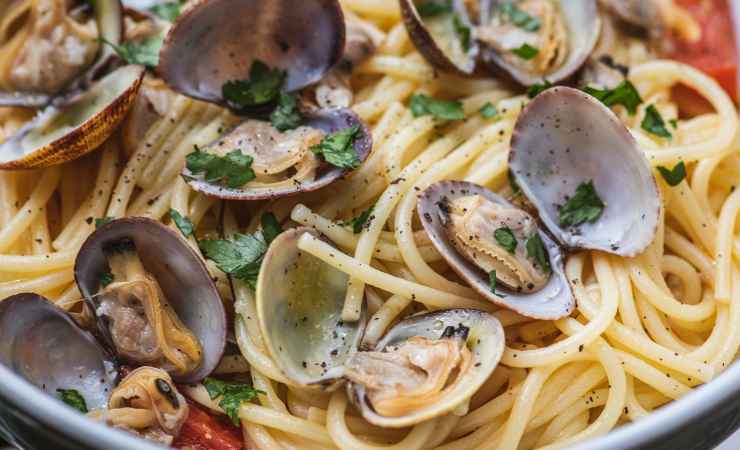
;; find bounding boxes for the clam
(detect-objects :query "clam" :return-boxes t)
[182,108,372,201]
[0,0,124,108]
[418,180,574,320]
[0,293,118,411]
[0,64,145,170]
[256,228,366,388]
[158,0,345,108]
[74,217,227,383]
[399,0,479,74]
[346,309,504,428]
[476,0,601,85]
[509,86,660,256]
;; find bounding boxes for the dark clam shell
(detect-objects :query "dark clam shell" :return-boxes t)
[158,0,345,107]
[418,180,575,320]
[74,217,227,383]
[182,108,372,200]
[0,293,118,411]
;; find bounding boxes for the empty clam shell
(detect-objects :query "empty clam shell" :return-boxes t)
[509,86,660,256]
[158,0,345,107]
[74,217,227,383]
[0,65,145,170]
[183,108,372,201]
[347,309,504,428]
[257,228,366,388]
[0,293,118,411]
[419,180,574,320]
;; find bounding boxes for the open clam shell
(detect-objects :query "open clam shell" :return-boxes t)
[478,0,601,86]
[257,228,366,388]
[0,65,144,170]
[418,180,574,320]
[74,217,227,383]
[0,293,118,411]
[399,0,479,74]
[509,86,660,256]
[347,309,504,428]
[183,108,372,201]
[158,0,345,107]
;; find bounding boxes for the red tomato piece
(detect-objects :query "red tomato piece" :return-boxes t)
[173,400,249,450]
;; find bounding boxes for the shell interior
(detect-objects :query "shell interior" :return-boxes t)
[256,228,365,388]
[418,180,575,320]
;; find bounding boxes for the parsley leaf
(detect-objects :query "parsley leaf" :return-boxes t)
[669,118,678,129]
[511,43,539,60]
[494,227,517,253]
[344,204,375,234]
[169,209,194,238]
[203,378,263,426]
[452,15,472,51]
[527,80,553,98]
[100,36,162,68]
[199,233,267,289]
[417,0,452,17]
[260,212,283,244]
[222,61,286,109]
[57,389,88,413]
[95,217,114,229]
[270,92,303,132]
[100,272,114,288]
[581,80,643,115]
[500,2,541,31]
[480,102,498,119]
[489,270,497,293]
[149,1,181,21]
[559,181,605,227]
[310,126,363,169]
[525,233,551,273]
[185,146,256,188]
[508,169,521,195]
[409,94,465,121]
[657,161,686,187]
[641,104,672,139]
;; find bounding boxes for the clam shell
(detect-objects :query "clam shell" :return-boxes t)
[257,227,366,388]
[183,108,372,201]
[509,86,660,256]
[158,0,345,107]
[418,181,574,320]
[348,309,504,428]
[0,293,118,411]
[74,217,227,383]
[0,65,145,170]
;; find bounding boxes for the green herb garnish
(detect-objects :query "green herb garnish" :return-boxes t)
[343,204,375,234]
[657,161,686,187]
[417,0,452,17]
[57,389,88,413]
[559,181,605,227]
[100,36,162,69]
[489,270,497,293]
[199,233,267,289]
[525,234,550,273]
[500,2,541,31]
[169,209,194,238]
[270,92,303,132]
[480,102,498,119]
[260,212,283,245]
[581,80,643,115]
[508,169,521,195]
[452,15,472,51]
[100,272,114,288]
[409,94,465,121]
[222,61,286,109]
[511,43,539,60]
[95,217,114,229]
[641,104,672,139]
[185,146,256,189]
[527,80,553,98]
[494,227,517,253]
[310,126,363,169]
[149,1,181,21]
[669,118,678,129]
[203,378,264,426]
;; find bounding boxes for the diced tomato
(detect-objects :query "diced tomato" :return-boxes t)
[173,400,249,450]
[667,0,738,102]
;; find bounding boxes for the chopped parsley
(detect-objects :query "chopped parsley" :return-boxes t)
[222,61,286,109]
[480,102,498,119]
[581,80,643,115]
[452,15,472,51]
[270,92,303,132]
[57,389,88,413]
[310,126,363,169]
[489,270,497,293]
[100,272,114,288]
[499,2,541,31]
[508,169,521,195]
[343,204,375,234]
[199,233,267,289]
[511,43,539,60]
[527,80,553,98]
[260,212,283,244]
[169,209,194,238]
[669,118,679,129]
[100,36,162,69]
[494,227,517,253]
[203,378,263,426]
[95,217,114,229]
[641,104,672,139]
[149,1,181,21]
[525,233,550,273]
[409,94,465,121]
[417,0,452,17]
[185,146,256,189]
[657,161,686,187]
[559,181,604,227]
